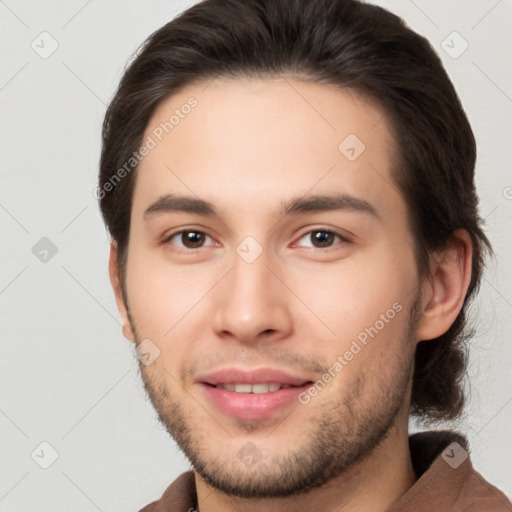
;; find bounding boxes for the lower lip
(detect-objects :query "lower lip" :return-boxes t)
[199,383,311,420]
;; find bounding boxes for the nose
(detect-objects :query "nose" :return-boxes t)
[211,248,293,345]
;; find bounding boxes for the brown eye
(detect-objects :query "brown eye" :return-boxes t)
[165,230,214,250]
[311,230,336,247]
[295,229,345,249]
[181,231,205,248]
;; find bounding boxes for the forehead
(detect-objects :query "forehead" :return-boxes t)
[133,76,404,223]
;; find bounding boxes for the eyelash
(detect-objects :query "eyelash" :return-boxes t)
[162,228,349,252]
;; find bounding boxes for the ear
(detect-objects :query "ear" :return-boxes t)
[415,229,473,342]
[108,241,136,342]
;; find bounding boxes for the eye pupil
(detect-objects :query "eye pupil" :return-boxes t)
[312,230,334,247]
[183,231,205,248]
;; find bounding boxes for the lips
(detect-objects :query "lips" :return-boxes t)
[196,367,313,387]
[196,367,315,419]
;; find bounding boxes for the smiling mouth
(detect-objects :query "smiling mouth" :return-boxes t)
[205,382,312,393]
[199,380,314,420]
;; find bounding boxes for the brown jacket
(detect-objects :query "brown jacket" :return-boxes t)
[139,431,512,511]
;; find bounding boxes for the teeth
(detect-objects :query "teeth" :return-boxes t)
[214,383,290,393]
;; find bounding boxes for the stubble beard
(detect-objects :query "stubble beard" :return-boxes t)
[129,298,420,499]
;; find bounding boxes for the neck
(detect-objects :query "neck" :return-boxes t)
[195,414,417,512]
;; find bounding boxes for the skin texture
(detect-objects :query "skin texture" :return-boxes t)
[109,77,473,512]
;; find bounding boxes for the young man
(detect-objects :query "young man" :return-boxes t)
[98,0,512,510]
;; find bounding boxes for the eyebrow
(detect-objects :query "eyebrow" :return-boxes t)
[281,194,379,219]
[143,195,216,219]
[143,193,379,220]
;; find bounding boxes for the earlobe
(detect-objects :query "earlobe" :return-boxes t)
[108,241,136,342]
[415,229,473,342]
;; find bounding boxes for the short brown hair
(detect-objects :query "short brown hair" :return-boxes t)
[98,0,492,423]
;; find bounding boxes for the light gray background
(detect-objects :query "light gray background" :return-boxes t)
[1,0,511,510]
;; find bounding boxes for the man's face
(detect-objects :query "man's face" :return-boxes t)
[116,77,423,497]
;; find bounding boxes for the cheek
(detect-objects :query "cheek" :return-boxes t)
[125,250,203,340]
[292,266,413,405]
[292,252,409,328]
[285,247,415,371]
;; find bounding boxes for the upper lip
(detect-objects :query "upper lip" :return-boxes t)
[197,367,314,386]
